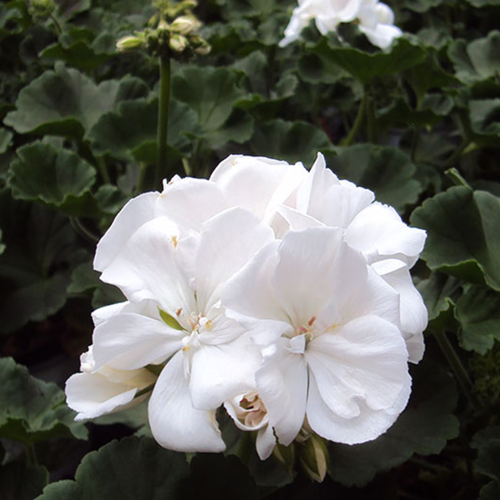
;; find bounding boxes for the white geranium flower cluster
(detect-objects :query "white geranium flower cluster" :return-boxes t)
[279,0,402,50]
[66,153,427,460]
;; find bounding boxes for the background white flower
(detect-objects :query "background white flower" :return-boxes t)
[279,0,402,49]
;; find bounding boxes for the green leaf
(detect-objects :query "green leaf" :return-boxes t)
[216,0,291,19]
[455,286,500,354]
[319,37,427,85]
[36,437,190,500]
[469,98,500,136]
[0,189,85,333]
[173,66,253,147]
[329,144,422,213]
[0,461,48,500]
[0,357,88,444]
[68,261,101,295]
[4,63,148,139]
[411,187,500,290]
[0,127,12,154]
[449,31,500,84]
[417,272,461,332]
[88,98,199,163]
[56,0,91,22]
[472,426,500,499]
[0,228,5,255]
[250,119,333,166]
[8,142,97,216]
[328,361,459,487]
[40,28,115,71]
[402,0,445,12]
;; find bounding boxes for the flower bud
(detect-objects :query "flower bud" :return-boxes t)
[116,35,144,53]
[171,16,200,35]
[297,434,329,483]
[169,34,188,52]
[194,40,211,56]
[272,442,295,473]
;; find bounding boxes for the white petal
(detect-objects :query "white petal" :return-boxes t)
[155,177,228,234]
[346,203,426,266]
[273,227,366,328]
[295,153,339,216]
[99,216,196,316]
[66,372,139,420]
[256,425,277,460]
[94,192,158,272]
[306,368,410,444]
[277,205,325,232]
[149,351,225,452]
[92,312,184,371]
[195,207,274,311]
[210,155,307,224]
[256,341,308,446]
[91,300,159,327]
[223,242,293,345]
[377,266,427,363]
[360,23,402,50]
[189,336,261,410]
[306,316,409,417]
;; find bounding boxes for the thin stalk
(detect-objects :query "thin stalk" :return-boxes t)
[156,54,171,190]
[341,93,367,147]
[96,156,111,184]
[26,443,38,465]
[136,162,147,195]
[366,95,377,144]
[410,95,423,163]
[442,139,471,168]
[445,167,470,188]
[433,330,482,411]
[70,217,99,244]
[50,14,63,36]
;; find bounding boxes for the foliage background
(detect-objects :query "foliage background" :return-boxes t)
[1,0,500,498]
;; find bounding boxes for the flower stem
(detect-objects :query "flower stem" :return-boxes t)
[433,330,482,411]
[25,443,38,465]
[341,93,367,147]
[96,156,111,184]
[156,54,171,190]
[366,94,377,144]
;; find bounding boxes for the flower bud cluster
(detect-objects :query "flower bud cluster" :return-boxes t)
[66,153,427,480]
[28,0,55,22]
[116,0,210,58]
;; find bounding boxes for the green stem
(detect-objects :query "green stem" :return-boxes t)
[341,93,367,147]
[443,139,471,168]
[50,14,63,36]
[136,163,147,194]
[96,156,111,184]
[366,94,377,144]
[445,167,470,188]
[433,330,482,411]
[26,443,38,465]
[70,217,99,244]
[156,54,171,190]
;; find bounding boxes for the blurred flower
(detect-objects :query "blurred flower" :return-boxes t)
[279,0,402,49]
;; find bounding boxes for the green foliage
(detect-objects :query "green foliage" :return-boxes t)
[0,357,88,443]
[0,462,48,500]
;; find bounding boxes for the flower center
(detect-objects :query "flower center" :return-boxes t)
[235,392,268,429]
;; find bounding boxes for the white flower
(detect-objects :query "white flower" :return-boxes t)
[223,227,411,451]
[279,0,402,49]
[277,153,428,362]
[90,206,275,452]
[65,346,156,421]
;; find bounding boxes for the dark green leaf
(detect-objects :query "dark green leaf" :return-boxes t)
[455,286,500,354]
[320,37,427,85]
[36,437,190,500]
[250,119,333,166]
[328,361,458,487]
[173,66,253,147]
[88,98,200,163]
[4,64,148,139]
[8,142,97,216]
[56,0,91,21]
[330,144,422,212]
[449,32,500,84]
[0,357,88,444]
[0,189,85,333]
[411,187,500,290]
[0,461,48,500]
[0,127,12,154]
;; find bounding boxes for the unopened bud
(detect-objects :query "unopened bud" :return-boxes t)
[194,43,211,56]
[171,16,200,35]
[297,434,329,483]
[169,34,188,52]
[272,442,295,473]
[116,35,144,52]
